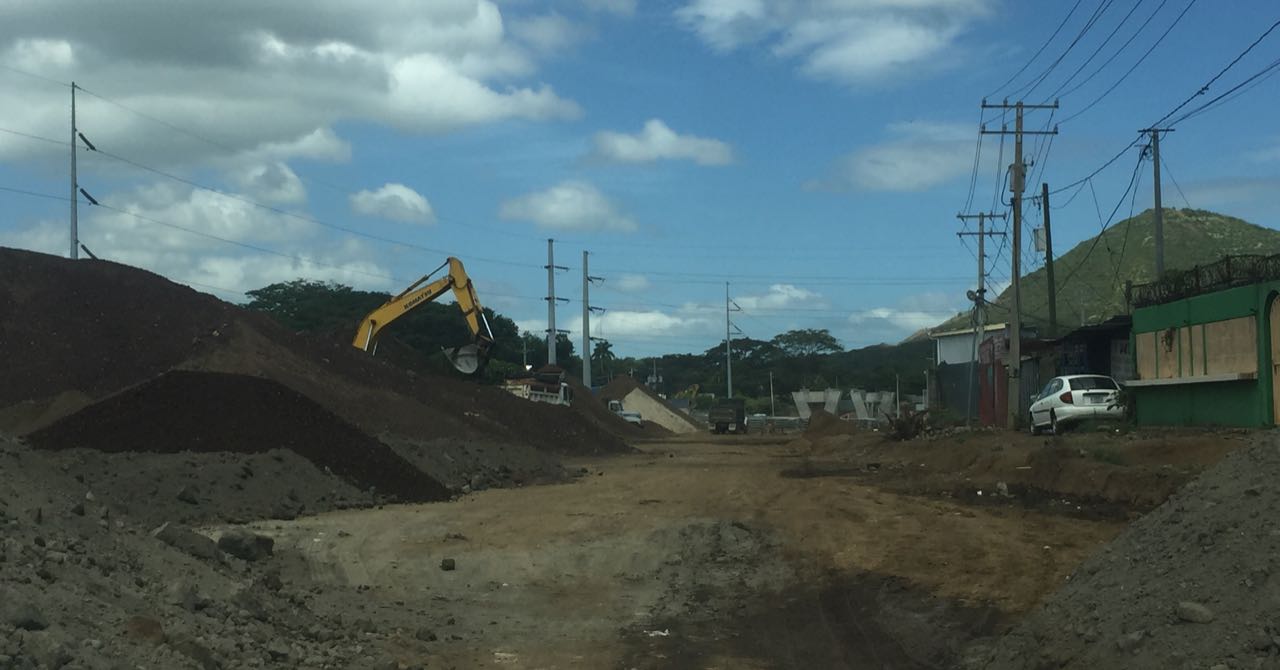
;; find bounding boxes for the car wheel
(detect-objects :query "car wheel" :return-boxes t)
[1050,410,1061,435]
[1029,413,1042,436]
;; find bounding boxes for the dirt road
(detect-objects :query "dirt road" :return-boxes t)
[248,436,1123,669]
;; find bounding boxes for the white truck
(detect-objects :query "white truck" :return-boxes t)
[607,400,644,426]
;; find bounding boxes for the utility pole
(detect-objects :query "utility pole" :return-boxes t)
[1140,128,1173,279]
[724,282,742,398]
[982,99,1057,428]
[69,82,78,260]
[1042,182,1057,337]
[769,371,775,417]
[544,239,568,365]
[957,211,1006,426]
[580,251,605,388]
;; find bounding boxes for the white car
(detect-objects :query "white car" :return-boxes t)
[1029,374,1123,435]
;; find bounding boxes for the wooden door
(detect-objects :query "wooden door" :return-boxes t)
[1270,299,1280,425]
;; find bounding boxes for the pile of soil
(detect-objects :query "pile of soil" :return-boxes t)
[804,409,858,438]
[972,435,1280,668]
[0,248,233,406]
[27,370,448,504]
[0,435,412,669]
[1,247,631,506]
[598,377,702,432]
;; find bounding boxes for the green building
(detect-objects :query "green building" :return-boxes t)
[1129,256,1280,427]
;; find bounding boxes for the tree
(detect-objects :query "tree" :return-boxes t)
[592,340,616,379]
[771,329,842,357]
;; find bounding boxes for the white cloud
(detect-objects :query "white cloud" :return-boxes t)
[847,291,965,343]
[5,38,75,71]
[350,183,436,224]
[500,180,638,232]
[581,0,636,16]
[0,1,581,168]
[614,273,650,292]
[231,162,306,205]
[812,121,975,192]
[0,181,392,297]
[733,283,824,311]
[674,0,993,84]
[591,119,734,166]
[511,14,592,54]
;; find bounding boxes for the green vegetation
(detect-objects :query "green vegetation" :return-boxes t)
[244,283,935,408]
[934,208,1280,335]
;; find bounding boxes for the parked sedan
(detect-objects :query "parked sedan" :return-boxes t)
[1029,375,1123,435]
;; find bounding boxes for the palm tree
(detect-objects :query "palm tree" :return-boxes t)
[592,340,616,381]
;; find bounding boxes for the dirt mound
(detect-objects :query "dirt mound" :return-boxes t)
[973,435,1280,668]
[599,376,703,432]
[804,409,858,438]
[0,248,232,406]
[28,370,449,503]
[1,247,631,460]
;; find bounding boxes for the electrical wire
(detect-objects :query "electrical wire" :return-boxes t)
[1059,0,1197,125]
[987,0,1088,99]
[1015,0,1117,100]
[1057,0,1170,98]
[1149,16,1280,129]
[1047,0,1147,100]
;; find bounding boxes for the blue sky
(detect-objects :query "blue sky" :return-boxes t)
[2,0,1279,357]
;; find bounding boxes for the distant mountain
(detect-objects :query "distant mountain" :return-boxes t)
[927,208,1280,336]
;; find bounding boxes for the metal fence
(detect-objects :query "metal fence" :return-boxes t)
[1130,254,1280,308]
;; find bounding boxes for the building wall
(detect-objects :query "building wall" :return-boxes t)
[621,388,700,434]
[936,334,980,365]
[1131,282,1280,427]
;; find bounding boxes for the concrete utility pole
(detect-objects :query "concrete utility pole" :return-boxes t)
[725,282,733,398]
[1042,182,1057,337]
[1141,128,1173,279]
[769,371,775,417]
[957,211,1006,426]
[582,251,590,386]
[982,99,1057,428]
[544,240,568,365]
[69,82,78,260]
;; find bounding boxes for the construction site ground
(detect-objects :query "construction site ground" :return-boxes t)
[3,250,1273,669]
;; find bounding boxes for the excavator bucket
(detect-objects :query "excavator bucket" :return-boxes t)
[444,344,485,375]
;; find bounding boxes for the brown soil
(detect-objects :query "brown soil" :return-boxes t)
[804,409,859,438]
[27,370,449,503]
[783,427,1248,518]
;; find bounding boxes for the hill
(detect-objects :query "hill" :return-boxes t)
[931,208,1280,335]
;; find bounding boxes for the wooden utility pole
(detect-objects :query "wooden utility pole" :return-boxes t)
[957,211,1006,426]
[1042,182,1057,336]
[981,99,1057,428]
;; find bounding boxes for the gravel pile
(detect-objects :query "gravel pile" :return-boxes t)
[971,434,1280,669]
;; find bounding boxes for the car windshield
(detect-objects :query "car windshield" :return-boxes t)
[1069,376,1118,391]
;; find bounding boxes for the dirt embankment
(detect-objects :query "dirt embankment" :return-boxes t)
[972,435,1280,669]
[784,427,1248,519]
[1,247,633,512]
[27,370,450,504]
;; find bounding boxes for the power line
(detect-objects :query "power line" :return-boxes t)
[1015,0,1116,99]
[0,63,70,88]
[1047,0,1147,100]
[1057,0,1171,98]
[1169,56,1280,126]
[987,0,1088,99]
[1149,16,1280,128]
[1160,153,1193,208]
[1059,0,1197,125]
[1055,149,1145,295]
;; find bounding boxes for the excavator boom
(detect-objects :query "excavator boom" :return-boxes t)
[352,257,494,374]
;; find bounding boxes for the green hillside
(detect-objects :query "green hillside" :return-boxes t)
[931,208,1280,335]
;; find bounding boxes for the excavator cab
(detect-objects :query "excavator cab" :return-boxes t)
[352,257,495,375]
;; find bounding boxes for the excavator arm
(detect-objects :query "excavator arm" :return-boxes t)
[352,257,495,374]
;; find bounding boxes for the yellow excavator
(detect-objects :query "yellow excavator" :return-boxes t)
[352,257,495,374]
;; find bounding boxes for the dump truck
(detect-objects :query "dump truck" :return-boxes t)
[709,398,746,434]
